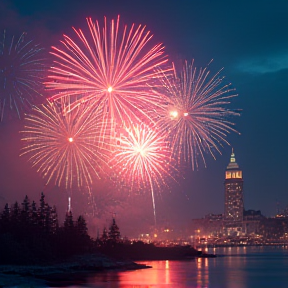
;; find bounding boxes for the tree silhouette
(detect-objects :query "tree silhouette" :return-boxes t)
[0,193,92,264]
[108,217,121,243]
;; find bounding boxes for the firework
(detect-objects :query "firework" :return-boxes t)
[0,30,45,121]
[20,98,109,189]
[46,16,170,137]
[110,123,176,225]
[156,60,240,170]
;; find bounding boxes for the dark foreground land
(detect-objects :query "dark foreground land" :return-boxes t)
[0,244,215,286]
[99,242,201,260]
[0,252,149,287]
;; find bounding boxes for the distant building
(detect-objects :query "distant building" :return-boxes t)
[243,209,265,235]
[190,213,223,239]
[224,150,244,236]
[259,217,288,243]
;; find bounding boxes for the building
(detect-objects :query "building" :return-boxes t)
[190,213,224,238]
[224,149,244,236]
[243,209,265,235]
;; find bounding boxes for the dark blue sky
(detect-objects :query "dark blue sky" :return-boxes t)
[0,0,287,236]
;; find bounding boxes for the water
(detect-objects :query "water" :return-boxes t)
[76,246,288,288]
[22,246,288,287]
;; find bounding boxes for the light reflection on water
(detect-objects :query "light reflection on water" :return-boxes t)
[86,259,207,287]
[55,246,288,288]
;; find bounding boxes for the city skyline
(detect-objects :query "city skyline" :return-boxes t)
[0,0,287,236]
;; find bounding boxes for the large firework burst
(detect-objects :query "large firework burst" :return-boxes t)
[46,16,170,137]
[109,123,176,224]
[156,60,240,170]
[20,98,109,189]
[0,30,45,121]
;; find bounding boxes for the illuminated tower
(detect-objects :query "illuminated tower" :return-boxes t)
[224,149,244,235]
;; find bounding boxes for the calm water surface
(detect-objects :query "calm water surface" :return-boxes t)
[56,246,288,288]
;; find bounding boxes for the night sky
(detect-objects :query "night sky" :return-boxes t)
[0,0,287,237]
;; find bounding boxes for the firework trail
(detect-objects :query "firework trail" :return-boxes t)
[109,123,176,225]
[155,60,240,170]
[0,30,45,121]
[46,16,170,138]
[20,98,109,189]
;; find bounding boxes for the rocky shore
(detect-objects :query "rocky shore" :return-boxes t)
[0,253,150,287]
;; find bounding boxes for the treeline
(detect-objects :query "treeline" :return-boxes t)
[0,193,194,264]
[0,193,91,264]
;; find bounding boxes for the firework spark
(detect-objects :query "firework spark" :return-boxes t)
[110,123,176,225]
[20,99,109,189]
[0,30,45,121]
[156,60,240,170]
[46,16,170,137]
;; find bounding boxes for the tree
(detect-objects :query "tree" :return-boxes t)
[108,217,121,243]
[31,200,38,226]
[0,203,10,221]
[49,206,59,234]
[100,227,109,244]
[38,192,46,228]
[21,195,31,224]
[0,203,10,233]
[11,202,21,224]
[64,210,74,230]
[21,195,30,213]
[76,215,88,236]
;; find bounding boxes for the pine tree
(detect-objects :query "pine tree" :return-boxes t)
[31,200,38,226]
[49,206,59,234]
[44,204,52,233]
[76,215,88,236]
[21,195,30,223]
[38,192,46,228]
[11,202,21,224]
[1,203,10,221]
[108,217,121,243]
[21,195,30,213]
[0,203,10,233]
[64,210,74,230]
[100,227,109,244]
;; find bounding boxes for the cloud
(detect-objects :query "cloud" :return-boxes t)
[236,53,288,74]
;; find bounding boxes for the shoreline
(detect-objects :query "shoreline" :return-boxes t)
[0,254,150,287]
[0,248,216,286]
[196,243,288,249]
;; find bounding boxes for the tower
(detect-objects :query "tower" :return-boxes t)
[224,149,244,235]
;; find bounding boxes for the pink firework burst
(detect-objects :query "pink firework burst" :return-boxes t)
[156,60,240,170]
[20,98,109,189]
[46,16,171,137]
[109,123,176,224]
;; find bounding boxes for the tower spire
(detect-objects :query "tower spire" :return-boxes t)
[230,148,236,163]
[227,148,238,169]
